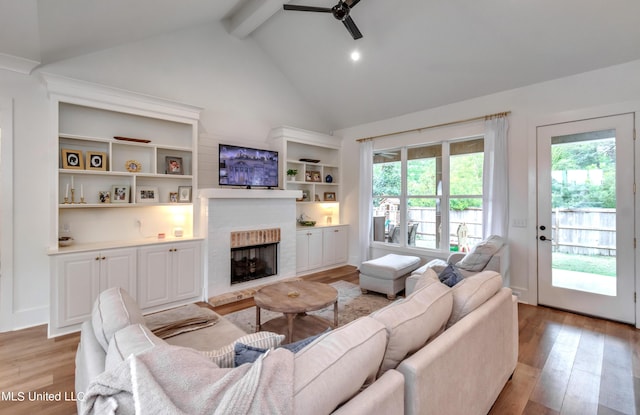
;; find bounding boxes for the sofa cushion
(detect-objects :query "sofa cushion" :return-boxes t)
[293,316,387,415]
[105,323,167,370]
[455,235,504,272]
[414,268,439,291]
[447,270,503,328]
[199,331,284,368]
[92,287,145,352]
[371,278,452,375]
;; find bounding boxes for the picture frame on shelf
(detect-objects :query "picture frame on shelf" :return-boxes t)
[169,192,178,203]
[111,185,130,203]
[125,160,142,173]
[98,191,111,204]
[302,190,310,201]
[86,151,107,171]
[136,186,159,203]
[166,156,183,175]
[61,148,84,170]
[324,192,336,201]
[178,186,192,203]
[307,171,321,182]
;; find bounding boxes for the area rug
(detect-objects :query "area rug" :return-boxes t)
[225,280,395,334]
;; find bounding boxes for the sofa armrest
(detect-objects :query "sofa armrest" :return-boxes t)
[332,369,404,415]
[75,320,106,413]
[397,287,517,415]
[447,252,465,264]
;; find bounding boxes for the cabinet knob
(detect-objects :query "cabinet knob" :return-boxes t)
[95,257,100,261]
[101,256,106,260]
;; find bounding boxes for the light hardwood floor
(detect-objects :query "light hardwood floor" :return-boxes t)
[1,265,638,414]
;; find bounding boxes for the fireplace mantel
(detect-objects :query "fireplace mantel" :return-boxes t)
[199,188,302,199]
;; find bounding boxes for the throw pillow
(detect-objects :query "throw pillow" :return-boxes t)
[455,235,505,272]
[234,343,267,366]
[438,264,465,287]
[233,329,330,367]
[199,331,284,368]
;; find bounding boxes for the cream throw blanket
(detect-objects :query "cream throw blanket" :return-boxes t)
[81,344,294,415]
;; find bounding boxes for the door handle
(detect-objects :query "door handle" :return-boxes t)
[539,235,553,242]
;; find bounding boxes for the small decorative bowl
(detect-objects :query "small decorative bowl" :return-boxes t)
[299,220,316,226]
[58,236,74,247]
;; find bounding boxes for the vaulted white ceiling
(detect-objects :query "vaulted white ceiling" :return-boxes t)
[3,0,640,130]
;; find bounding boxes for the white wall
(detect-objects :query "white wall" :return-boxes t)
[0,21,330,331]
[337,59,640,306]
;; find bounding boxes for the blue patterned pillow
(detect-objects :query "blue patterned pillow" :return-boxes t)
[234,329,330,366]
[438,264,465,287]
[234,342,267,366]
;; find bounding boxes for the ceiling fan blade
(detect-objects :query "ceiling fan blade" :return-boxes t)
[342,15,363,39]
[346,0,361,8]
[283,5,332,13]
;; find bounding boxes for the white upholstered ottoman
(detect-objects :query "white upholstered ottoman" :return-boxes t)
[359,254,421,300]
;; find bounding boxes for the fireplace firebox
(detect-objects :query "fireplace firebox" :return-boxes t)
[229,228,280,285]
[230,243,278,284]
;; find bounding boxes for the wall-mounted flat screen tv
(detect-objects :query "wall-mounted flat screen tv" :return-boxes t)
[219,144,279,189]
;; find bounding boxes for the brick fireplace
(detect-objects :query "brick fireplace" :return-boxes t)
[200,188,301,298]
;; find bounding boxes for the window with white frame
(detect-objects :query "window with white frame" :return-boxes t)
[372,137,484,252]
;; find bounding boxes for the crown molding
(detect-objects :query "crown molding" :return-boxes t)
[0,53,40,75]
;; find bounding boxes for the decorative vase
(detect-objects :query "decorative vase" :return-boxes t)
[325,174,333,183]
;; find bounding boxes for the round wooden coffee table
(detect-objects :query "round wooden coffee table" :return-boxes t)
[254,280,338,343]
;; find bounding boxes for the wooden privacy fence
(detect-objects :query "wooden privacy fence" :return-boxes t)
[551,208,615,256]
[405,207,616,256]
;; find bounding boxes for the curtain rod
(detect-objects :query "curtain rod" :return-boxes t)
[356,111,511,142]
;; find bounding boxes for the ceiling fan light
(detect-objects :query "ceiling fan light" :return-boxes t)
[350,50,361,61]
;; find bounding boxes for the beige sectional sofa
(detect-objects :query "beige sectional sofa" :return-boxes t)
[76,268,517,415]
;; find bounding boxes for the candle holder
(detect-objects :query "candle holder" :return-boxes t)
[63,197,70,204]
[71,188,76,204]
[80,197,86,204]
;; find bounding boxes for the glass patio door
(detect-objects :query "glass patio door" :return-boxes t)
[536,114,635,323]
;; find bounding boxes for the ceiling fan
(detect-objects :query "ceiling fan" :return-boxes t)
[283,0,363,40]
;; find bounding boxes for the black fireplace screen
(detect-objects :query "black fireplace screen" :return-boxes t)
[230,242,278,284]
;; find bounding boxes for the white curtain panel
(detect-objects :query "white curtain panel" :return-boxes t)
[482,116,509,239]
[359,140,373,265]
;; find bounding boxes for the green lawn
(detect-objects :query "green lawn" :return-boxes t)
[552,252,616,277]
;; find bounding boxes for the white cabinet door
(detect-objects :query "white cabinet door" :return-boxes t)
[99,248,137,297]
[307,229,323,270]
[138,241,203,310]
[137,245,172,309]
[296,231,310,273]
[55,247,136,328]
[172,242,202,302]
[296,229,323,272]
[56,252,101,327]
[323,226,348,266]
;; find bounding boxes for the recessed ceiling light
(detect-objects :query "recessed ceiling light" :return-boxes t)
[350,50,361,62]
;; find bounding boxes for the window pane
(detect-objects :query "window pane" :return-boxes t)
[449,200,482,252]
[373,150,401,197]
[450,139,483,196]
[408,198,440,249]
[372,197,400,243]
[407,145,441,196]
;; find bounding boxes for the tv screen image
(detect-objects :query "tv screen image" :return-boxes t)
[219,144,279,188]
